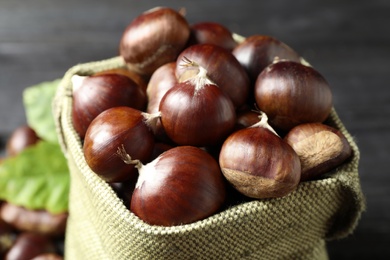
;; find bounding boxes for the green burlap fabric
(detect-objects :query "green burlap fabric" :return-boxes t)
[53,56,365,260]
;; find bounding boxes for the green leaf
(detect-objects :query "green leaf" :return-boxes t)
[23,79,62,143]
[0,141,69,214]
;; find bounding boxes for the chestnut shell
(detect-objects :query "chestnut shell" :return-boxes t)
[284,123,352,181]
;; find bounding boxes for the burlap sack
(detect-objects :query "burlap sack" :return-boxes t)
[53,56,365,260]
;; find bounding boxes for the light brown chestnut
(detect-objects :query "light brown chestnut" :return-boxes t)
[284,123,352,181]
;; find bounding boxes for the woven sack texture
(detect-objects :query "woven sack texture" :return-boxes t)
[53,56,365,260]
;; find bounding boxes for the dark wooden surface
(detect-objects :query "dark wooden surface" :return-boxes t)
[1,0,389,258]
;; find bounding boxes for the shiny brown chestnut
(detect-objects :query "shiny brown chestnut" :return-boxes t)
[130,146,226,226]
[119,7,190,76]
[159,61,236,146]
[6,125,40,157]
[284,122,352,181]
[83,106,158,183]
[187,22,238,51]
[72,74,147,139]
[145,62,178,143]
[219,112,301,199]
[255,61,333,131]
[232,35,301,82]
[175,44,250,109]
[146,62,177,114]
[93,68,147,92]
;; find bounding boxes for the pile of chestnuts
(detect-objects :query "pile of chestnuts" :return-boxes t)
[1,125,65,260]
[72,7,352,227]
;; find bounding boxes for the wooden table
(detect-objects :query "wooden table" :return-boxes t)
[1,0,389,258]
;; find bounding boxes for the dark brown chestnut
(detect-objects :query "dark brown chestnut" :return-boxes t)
[130,146,226,226]
[234,110,262,131]
[83,106,158,183]
[232,35,301,82]
[159,62,236,146]
[72,74,147,139]
[188,22,238,51]
[119,7,190,76]
[149,142,174,161]
[175,44,250,109]
[254,61,333,131]
[284,123,352,181]
[6,125,40,157]
[219,112,301,199]
[5,232,56,260]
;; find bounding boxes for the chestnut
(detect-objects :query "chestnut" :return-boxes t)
[234,110,262,131]
[159,61,236,146]
[232,35,301,82]
[72,73,147,139]
[146,62,177,114]
[284,123,352,181]
[0,203,68,237]
[93,68,147,92]
[187,22,238,51]
[109,180,137,210]
[120,7,190,76]
[6,125,40,157]
[130,146,226,226]
[254,61,333,131]
[83,106,158,183]
[219,112,301,199]
[175,44,251,109]
[5,232,56,260]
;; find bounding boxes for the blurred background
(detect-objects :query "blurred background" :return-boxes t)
[1,0,389,258]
